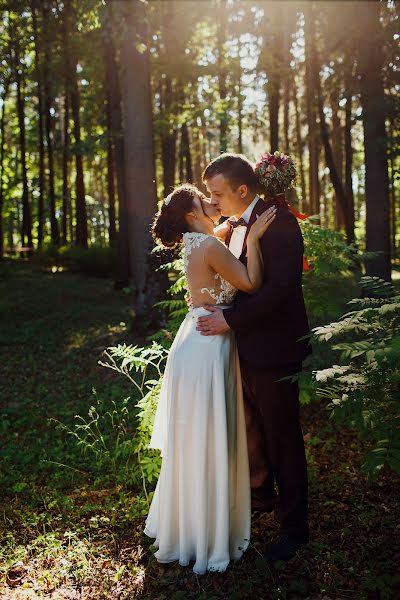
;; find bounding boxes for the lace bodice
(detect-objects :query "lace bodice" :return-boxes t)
[182,232,237,306]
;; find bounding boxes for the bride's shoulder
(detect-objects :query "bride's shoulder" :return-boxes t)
[183,232,221,246]
[182,232,226,256]
[182,231,209,241]
[202,235,228,255]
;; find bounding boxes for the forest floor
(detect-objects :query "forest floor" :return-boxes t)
[0,261,399,600]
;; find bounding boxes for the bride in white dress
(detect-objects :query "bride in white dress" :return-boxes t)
[144,184,276,574]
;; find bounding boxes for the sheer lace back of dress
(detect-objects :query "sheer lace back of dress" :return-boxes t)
[182,232,237,307]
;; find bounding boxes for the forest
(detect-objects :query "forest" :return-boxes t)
[0,0,399,599]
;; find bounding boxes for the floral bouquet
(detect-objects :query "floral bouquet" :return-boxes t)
[255,150,310,271]
[255,151,297,198]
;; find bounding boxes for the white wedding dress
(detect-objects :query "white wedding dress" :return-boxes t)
[144,232,251,574]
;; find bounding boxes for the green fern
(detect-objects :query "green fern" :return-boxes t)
[312,277,400,480]
[359,275,396,298]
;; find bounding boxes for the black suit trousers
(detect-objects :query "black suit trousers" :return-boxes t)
[241,361,309,536]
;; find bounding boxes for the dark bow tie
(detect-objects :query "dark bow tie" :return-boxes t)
[227,217,247,229]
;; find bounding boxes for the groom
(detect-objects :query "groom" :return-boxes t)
[197,153,312,561]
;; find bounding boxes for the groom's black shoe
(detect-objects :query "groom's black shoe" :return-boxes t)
[263,532,309,562]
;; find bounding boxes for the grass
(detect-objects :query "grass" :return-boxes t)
[0,260,399,599]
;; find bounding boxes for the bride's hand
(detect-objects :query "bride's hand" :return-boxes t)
[248,206,277,241]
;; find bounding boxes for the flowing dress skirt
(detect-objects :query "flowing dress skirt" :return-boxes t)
[144,306,251,574]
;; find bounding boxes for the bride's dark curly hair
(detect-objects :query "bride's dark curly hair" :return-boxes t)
[152,184,201,248]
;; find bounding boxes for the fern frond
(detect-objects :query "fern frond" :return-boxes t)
[360,276,396,298]
[314,365,350,382]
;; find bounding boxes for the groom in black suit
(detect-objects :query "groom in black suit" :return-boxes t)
[197,153,312,561]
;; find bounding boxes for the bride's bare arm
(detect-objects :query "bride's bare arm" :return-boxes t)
[204,207,276,293]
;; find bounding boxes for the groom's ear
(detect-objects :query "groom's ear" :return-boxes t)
[237,184,248,198]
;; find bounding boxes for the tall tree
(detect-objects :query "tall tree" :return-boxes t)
[235,40,243,154]
[61,90,71,244]
[13,38,32,248]
[293,75,307,210]
[316,71,354,243]
[344,60,355,245]
[358,2,391,280]
[31,1,46,248]
[304,3,320,216]
[179,122,193,183]
[159,0,178,197]
[63,0,88,248]
[106,110,117,244]
[216,0,228,153]
[330,87,345,229]
[41,2,59,245]
[104,0,129,285]
[260,3,283,152]
[0,78,10,259]
[103,14,117,245]
[116,0,157,312]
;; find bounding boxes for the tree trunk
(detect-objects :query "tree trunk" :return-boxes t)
[0,79,10,259]
[160,77,177,196]
[344,65,355,244]
[283,78,290,153]
[41,3,59,245]
[42,69,59,244]
[304,3,320,216]
[103,26,117,244]
[32,3,46,249]
[15,51,32,248]
[389,121,396,256]
[178,127,184,183]
[217,2,228,153]
[316,70,354,243]
[181,122,193,182]
[104,1,130,285]
[331,89,345,230]
[237,89,243,154]
[198,113,210,165]
[159,0,178,196]
[237,44,243,154]
[282,9,292,154]
[193,123,204,190]
[106,124,117,244]
[116,0,157,312]
[266,7,282,152]
[358,2,391,280]
[293,75,307,212]
[61,90,71,244]
[64,0,88,248]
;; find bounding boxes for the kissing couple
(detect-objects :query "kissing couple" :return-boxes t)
[144,152,312,574]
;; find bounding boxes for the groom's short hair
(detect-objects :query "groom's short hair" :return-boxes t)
[202,153,258,192]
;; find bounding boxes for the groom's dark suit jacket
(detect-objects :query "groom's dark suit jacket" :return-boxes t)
[223,198,312,369]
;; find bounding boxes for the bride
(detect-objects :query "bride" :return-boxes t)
[144,183,276,574]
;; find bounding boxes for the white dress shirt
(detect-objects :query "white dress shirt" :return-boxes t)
[228,195,260,259]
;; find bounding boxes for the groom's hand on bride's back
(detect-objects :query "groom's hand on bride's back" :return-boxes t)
[197,305,231,336]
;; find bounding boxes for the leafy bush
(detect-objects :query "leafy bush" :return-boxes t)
[60,244,116,278]
[312,276,400,479]
[33,244,116,278]
[300,220,361,326]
